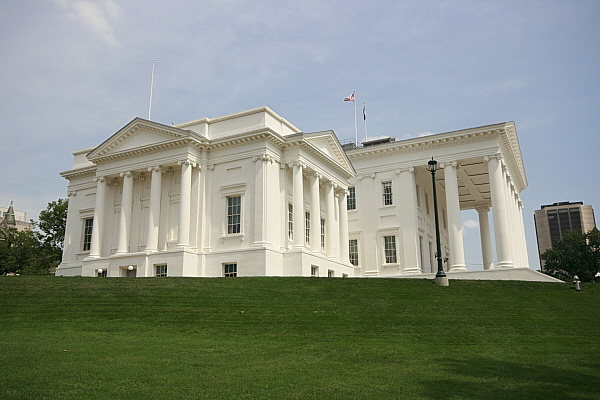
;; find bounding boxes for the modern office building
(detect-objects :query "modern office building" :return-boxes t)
[56,106,554,281]
[534,201,596,265]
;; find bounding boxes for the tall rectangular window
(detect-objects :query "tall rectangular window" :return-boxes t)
[288,204,293,240]
[227,196,241,234]
[416,184,421,207]
[320,218,326,250]
[155,264,167,277]
[349,239,359,266]
[419,236,424,270]
[83,218,93,251]
[425,193,430,215]
[224,263,237,277]
[347,187,356,210]
[384,235,397,264]
[305,211,310,244]
[382,181,393,205]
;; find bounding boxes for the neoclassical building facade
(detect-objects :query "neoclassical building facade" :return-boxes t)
[57,106,536,279]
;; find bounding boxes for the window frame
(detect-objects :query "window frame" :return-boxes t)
[305,211,310,244]
[223,263,237,277]
[227,195,242,235]
[83,218,93,252]
[349,239,359,266]
[320,218,326,251]
[155,264,168,277]
[383,235,398,264]
[288,203,293,241]
[347,187,356,210]
[382,181,393,206]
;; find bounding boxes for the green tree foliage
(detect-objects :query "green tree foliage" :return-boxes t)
[0,198,68,275]
[541,228,600,282]
[35,198,68,268]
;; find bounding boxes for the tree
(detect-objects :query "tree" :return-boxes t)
[35,198,68,269]
[0,198,68,275]
[541,228,600,282]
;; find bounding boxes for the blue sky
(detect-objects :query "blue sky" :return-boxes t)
[1,0,599,270]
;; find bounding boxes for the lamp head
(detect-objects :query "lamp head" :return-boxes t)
[428,157,438,173]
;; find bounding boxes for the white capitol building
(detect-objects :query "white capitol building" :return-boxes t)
[56,106,556,281]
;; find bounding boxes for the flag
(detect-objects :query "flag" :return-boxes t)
[344,91,355,102]
[363,102,366,121]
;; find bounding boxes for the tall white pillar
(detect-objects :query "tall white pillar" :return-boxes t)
[517,199,529,267]
[477,206,494,270]
[253,154,272,246]
[88,176,107,258]
[338,189,350,263]
[397,168,420,273]
[310,173,321,253]
[486,155,514,268]
[177,159,194,247]
[116,171,134,254]
[325,182,337,258]
[146,166,162,252]
[292,162,304,248]
[443,162,466,271]
[61,190,78,263]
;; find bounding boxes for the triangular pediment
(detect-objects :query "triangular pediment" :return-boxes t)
[304,131,355,174]
[87,118,195,161]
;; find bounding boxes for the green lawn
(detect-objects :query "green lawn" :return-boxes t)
[1,277,598,399]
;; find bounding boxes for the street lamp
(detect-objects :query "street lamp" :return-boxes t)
[428,157,449,286]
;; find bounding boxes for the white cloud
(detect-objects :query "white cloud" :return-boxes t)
[463,219,479,229]
[55,0,122,46]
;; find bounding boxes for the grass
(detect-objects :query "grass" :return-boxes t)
[1,277,599,399]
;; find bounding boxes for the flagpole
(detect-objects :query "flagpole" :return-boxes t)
[363,101,368,142]
[354,91,358,145]
[148,59,155,120]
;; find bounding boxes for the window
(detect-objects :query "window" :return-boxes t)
[97,269,107,277]
[342,273,348,278]
[425,193,430,215]
[311,265,319,277]
[227,196,241,234]
[416,184,421,207]
[288,204,293,240]
[347,187,356,210]
[320,218,326,250]
[328,269,334,278]
[383,235,397,264]
[382,181,393,205]
[224,263,237,277]
[419,236,424,270]
[349,239,359,266]
[155,264,167,277]
[305,211,310,244]
[442,208,447,229]
[83,218,93,251]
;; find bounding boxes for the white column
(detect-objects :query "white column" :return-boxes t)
[177,159,194,247]
[397,168,420,273]
[61,190,77,263]
[88,176,107,258]
[116,171,134,254]
[486,155,514,268]
[292,162,304,248]
[253,155,272,246]
[146,166,162,252]
[477,206,494,270]
[338,189,350,263]
[325,182,337,258]
[310,173,321,253]
[517,199,529,267]
[443,162,466,271]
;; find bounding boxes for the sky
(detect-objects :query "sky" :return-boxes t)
[1,0,599,270]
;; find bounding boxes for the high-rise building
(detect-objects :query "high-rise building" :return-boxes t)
[534,201,596,265]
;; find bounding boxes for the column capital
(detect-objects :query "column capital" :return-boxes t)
[396,167,414,174]
[253,153,274,163]
[67,189,77,197]
[178,158,197,168]
[120,170,134,178]
[476,205,490,212]
[94,176,108,184]
[148,165,163,173]
[484,153,502,162]
[206,164,215,171]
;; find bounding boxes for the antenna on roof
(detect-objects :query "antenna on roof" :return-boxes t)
[148,59,155,120]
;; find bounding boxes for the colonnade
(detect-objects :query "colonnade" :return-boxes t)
[289,162,350,263]
[88,159,198,258]
[440,154,528,271]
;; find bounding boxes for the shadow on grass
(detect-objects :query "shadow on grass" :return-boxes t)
[417,357,599,400]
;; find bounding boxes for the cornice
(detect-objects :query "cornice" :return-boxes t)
[60,165,97,180]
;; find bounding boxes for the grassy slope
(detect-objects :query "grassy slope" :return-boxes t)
[0,277,598,400]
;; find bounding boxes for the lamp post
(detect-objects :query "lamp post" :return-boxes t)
[428,157,449,286]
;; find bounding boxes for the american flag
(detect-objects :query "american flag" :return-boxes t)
[344,92,355,102]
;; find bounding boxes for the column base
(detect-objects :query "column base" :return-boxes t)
[449,265,467,272]
[434,276,449,286]
[497,261,515,268]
